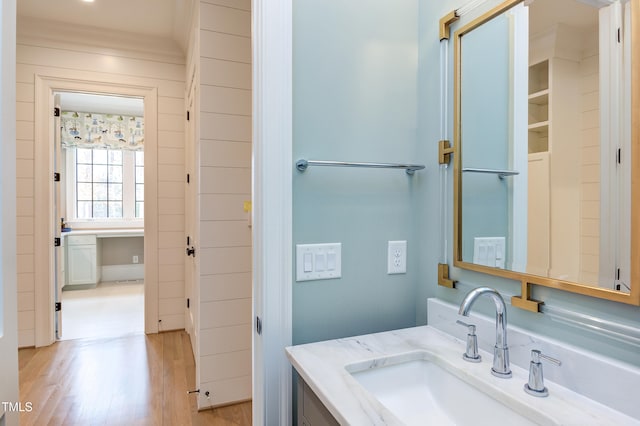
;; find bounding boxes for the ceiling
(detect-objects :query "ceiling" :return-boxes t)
[18,0,193,113]
[529,0,602,35]
[17,0,191,50]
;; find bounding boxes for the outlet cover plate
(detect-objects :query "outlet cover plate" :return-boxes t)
[388,240,407,274]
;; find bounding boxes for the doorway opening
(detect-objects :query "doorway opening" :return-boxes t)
[54,91,145,341]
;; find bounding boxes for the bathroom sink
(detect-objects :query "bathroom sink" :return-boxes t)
[347,352,542,426]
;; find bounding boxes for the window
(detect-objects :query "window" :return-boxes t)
[76,149,123,218]
[135,151,144,218]
[67,148,143,225]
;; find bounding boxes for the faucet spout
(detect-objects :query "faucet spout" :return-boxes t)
[458,287,512,378]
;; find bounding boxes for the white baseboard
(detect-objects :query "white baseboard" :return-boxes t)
[101,264,144,282]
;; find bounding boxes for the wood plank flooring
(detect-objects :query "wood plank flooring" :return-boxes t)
[19,331,252,425]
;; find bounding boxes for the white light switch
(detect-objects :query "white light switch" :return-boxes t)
[303,253,313,272]
[296,243,342,281]
[315,253,326,272]
[327,251,336,271]
[486,245,495,264]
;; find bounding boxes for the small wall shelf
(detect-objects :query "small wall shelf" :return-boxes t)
[528,60,550,154]
[529,89,549,104]
[528,121,549,132]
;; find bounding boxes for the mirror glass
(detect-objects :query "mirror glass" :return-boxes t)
[458,0,632,293]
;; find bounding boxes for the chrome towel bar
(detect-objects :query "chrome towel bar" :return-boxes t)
[296,159,425,175]
[462,167,519,179]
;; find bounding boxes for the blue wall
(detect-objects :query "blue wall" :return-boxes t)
[291,0,639,368]
[292,0,421,344]
[418,0,640,367]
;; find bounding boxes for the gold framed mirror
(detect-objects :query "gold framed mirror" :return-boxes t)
[450,0,640,309]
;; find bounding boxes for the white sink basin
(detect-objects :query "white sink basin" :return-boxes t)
[347,352,543,426]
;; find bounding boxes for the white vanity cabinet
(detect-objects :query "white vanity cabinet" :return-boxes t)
[65,234,101,286]
[297,377,339,426]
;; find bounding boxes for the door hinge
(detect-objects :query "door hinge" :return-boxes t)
[54,172,61,182]
[187,173,190,184]
[54,107,60,117]
[55,302,62,312]
[256,316,262,335]
[187,236,190,246]
[187,298,190,308]
[617,148,621,164]
[187,110,190,121]
[617,27,621,43]
[54,237,61,247]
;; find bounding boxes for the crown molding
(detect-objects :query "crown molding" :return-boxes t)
[17,16,186,65]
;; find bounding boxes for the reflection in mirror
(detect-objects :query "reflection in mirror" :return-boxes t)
[458,0,631,293]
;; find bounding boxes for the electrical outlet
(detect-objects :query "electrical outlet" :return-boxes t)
[133,255,139,264]
[387,240,407,274]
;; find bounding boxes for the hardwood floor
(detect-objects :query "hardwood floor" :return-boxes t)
[19,331,252,425]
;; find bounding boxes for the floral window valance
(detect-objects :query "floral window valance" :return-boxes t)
[61,111,144,151]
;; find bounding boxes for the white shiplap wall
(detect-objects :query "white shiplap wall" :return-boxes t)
[16,18,186,346]
[197,0,252,408]
[579,42,600,284]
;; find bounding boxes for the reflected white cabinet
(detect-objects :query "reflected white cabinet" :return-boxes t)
[66,235,101,286]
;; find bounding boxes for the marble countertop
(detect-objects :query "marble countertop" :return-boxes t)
[286,325,640,425]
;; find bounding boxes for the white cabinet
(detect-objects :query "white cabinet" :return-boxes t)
[297,377,339,426]
[527,52,584,281]
[66,235,101,286]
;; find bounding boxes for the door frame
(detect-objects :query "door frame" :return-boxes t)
[0,0,20,421]
[184,67,199,361]
[252,0,293,424]
[34,76,159,346]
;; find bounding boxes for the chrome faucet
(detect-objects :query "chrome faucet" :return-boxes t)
[458,287,512,378]
[524,349,561,397]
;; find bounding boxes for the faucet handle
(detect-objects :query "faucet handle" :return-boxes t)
[530,349,561,366]
[456,320,481,362]
[524,349,561,397]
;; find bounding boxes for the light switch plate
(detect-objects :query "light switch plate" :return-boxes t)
[388,240,407,274]
[473,237,506,268]
[296,243,342,281]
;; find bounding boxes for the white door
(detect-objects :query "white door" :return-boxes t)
[599,1,630,290]
[185,77,199,361]
[53,94,63,339]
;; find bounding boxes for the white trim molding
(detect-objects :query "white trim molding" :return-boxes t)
[34,75,159,346]
[0,0,20,422]
[252,0,293,424]
[100,264,145,282]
